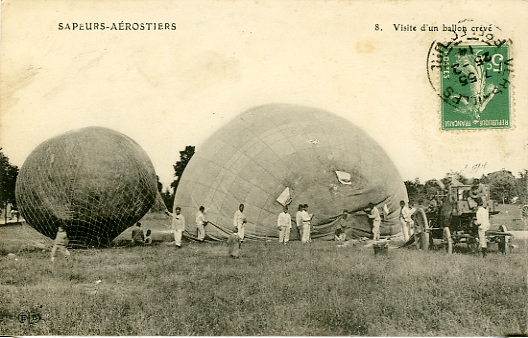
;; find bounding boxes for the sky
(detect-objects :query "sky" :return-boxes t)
[1,0,527,189]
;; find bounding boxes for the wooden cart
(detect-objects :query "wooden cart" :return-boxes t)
[410,184,512,253]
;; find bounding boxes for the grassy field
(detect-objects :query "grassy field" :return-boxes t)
[1,214,527,336]
[492,203,527,231]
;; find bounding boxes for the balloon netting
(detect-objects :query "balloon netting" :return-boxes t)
[15,127,158,247]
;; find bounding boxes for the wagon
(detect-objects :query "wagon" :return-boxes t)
[410,183,512,253]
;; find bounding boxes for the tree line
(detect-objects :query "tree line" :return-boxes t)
[0,149,19,217]
[1,147,526,216]
[404,169,528,206]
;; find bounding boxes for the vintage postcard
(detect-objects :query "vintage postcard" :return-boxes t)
[1,0,527,336]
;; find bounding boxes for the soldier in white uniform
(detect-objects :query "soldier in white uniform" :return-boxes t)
[475,198,490,258]
[295,204,303,239]
[277,205,292,244]
[167,206,185,248]
[399,200,413,241]
[300,204,313,243]
[195,206,207,242]
[51,225,70,262]
[368,203,381,242]
[233,204,247,241]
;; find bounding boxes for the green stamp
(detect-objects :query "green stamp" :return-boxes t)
[440,44,511,130]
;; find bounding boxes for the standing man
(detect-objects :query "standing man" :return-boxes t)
[195,206,207,242]
[399,200,413,241]
[300,204,313,243]
[51,225,70,262]
[234,204,247,241]
[277,205,292,244]
[474,197,490,258]
[295,204,304,239]
[227,227,241,258]
[169,206,185,248]
[366,203,381,242]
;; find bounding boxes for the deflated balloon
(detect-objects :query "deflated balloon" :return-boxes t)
[175,104,408,241]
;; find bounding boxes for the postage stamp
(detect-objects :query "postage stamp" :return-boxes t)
[440,44,511,130]
[426,20,513,130]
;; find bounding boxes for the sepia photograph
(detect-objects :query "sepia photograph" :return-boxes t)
[1,0,527,336]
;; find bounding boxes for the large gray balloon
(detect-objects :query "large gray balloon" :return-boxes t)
[175,104,408,241]
[15,127,158,247]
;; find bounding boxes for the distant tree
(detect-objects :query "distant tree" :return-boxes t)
[0,149,19,220]
[487,169,517,204]
[479,173,489,184]
[424,179,442,198]
[404,178,427,204]
[170,146,195,194]
[404,179,416,201]
[161,188,174,212]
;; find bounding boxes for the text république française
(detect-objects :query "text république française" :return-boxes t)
[58,22,177,31]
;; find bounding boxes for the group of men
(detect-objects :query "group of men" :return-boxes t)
[166,203,316,247]
[168,196,496,257]
[278,204,314,244]
[164,200,433,247]
[174,197,492,260]
[166,203,249,248]
[167,201,392,246]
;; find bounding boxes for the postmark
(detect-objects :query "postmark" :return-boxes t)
[426,20,513,130]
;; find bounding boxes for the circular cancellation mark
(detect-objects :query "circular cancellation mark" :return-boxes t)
[426,20,513,130]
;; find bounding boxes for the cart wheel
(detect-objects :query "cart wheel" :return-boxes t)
[522,205,528,223]
[413,208,429,250]
[443,227,453,254]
